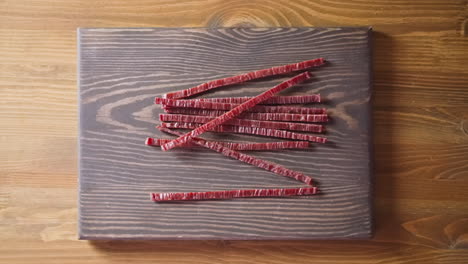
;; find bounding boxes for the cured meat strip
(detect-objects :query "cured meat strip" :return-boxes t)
[161,72,312,151]
[238,112,329,123]
[195,95,321,105]
[161,122,328,144]
[145,138,310,150]
[164,108,229,116]
[165,108,329,123]
[159,114,324,133]
[156,98,326,114]
[151,187,318,201]
[157,126,314,185]
[163,58,325,99]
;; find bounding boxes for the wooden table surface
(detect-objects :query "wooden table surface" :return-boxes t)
[1,0,467,263]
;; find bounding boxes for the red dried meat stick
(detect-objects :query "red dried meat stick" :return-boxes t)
[161,72,312,151]
[156,126,314,185]
[235,112,329,123]
[145,138,310,150]
[159,114,324,133]
[164,108,329,123]
[161,122,327,143]
[248,105,327,115]
[164,108,228,116]
[196,95,321,104]
[156,98,326,115]
[151,187,318,201]
[163,58,325,99]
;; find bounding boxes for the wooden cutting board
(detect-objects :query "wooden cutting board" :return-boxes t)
[78,27,373,240]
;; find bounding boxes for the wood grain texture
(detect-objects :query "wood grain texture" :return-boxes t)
[78,27,372,239]
[1,0,468,262]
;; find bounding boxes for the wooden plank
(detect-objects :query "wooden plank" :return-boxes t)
[78,27,373,239]
[0,0,464,33]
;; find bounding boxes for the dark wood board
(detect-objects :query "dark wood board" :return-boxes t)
[78,27,373,240]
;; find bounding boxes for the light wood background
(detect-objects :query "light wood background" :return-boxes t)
[1,0,467,263]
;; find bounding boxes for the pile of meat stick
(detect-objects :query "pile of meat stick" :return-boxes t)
[146,58,328,202]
